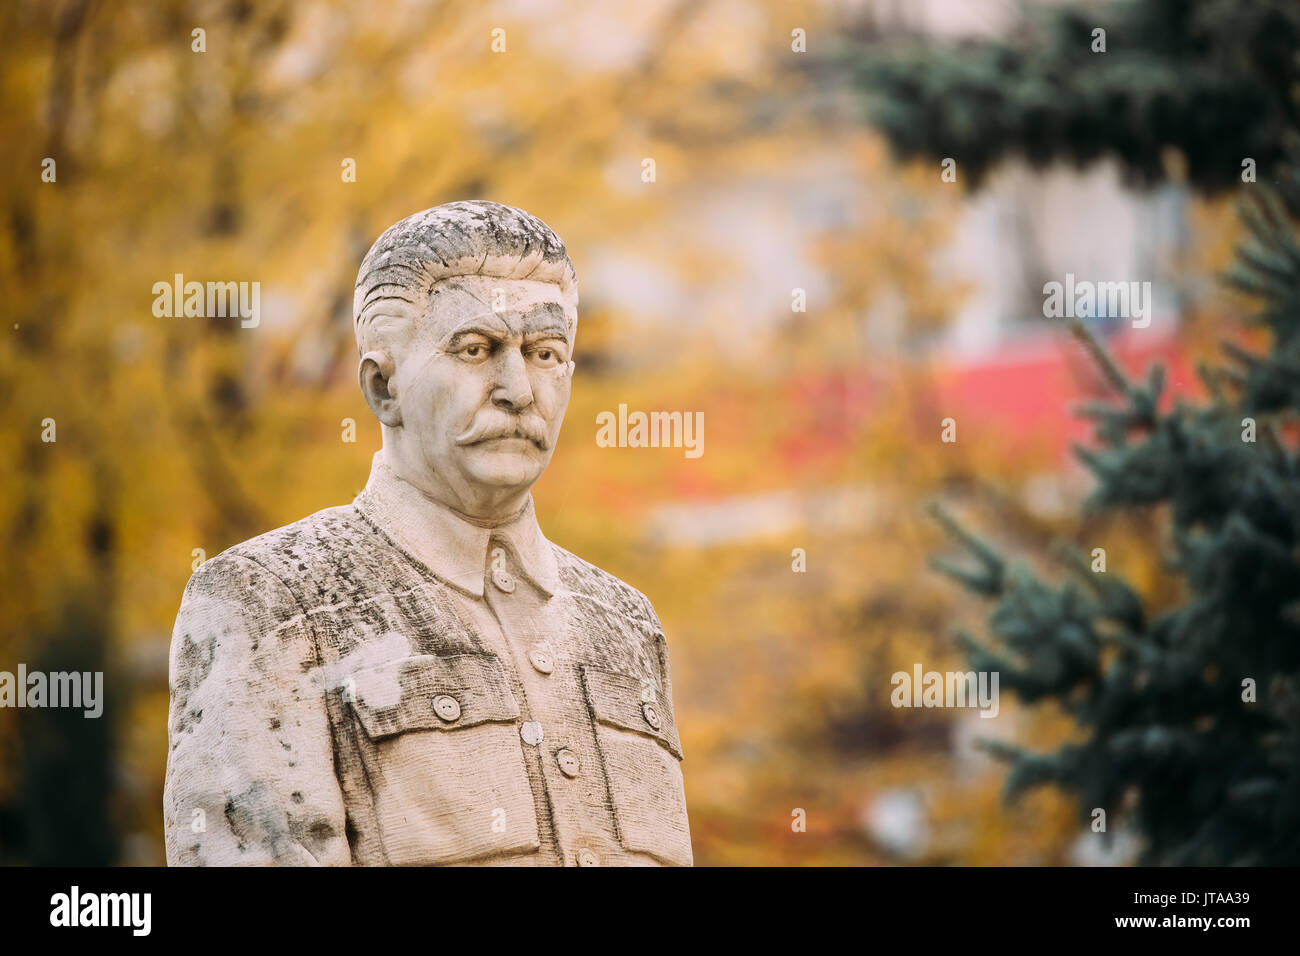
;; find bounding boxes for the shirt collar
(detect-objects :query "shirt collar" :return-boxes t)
[352,451,560,599]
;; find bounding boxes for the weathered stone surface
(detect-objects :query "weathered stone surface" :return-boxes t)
[164,202,692,866]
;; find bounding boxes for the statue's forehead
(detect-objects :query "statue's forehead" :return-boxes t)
[423,276,571,337]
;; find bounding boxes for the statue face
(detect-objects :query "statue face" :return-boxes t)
[381,275,574,516]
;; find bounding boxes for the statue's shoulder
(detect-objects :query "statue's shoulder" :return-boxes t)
[550,544,662,632]
[186,505,369,600]
[549,546,679,703]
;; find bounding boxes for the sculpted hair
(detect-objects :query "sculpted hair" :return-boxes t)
[353,200,579,356]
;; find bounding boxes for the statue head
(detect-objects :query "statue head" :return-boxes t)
[354,201,578,522]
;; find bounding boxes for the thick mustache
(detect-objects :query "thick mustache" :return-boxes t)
[455,409,550,449]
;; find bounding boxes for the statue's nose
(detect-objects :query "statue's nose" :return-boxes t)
[491,349,534,409]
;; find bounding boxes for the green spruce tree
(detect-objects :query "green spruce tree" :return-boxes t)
[848,0,1300,863]
[930,176,1300,864]
[838,0,1300,192]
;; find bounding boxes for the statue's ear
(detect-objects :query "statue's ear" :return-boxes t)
[359,350,402,427]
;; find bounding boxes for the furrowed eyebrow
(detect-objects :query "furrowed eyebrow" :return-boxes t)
[522,302,566,319]
[523,326,570,342]
[445,324,507,348]
[443,304,570,348]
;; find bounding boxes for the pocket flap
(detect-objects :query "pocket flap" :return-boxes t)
[346,654,518,740]
[581,666,683,759]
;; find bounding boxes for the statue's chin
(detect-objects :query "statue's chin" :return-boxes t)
[458,444,547,491]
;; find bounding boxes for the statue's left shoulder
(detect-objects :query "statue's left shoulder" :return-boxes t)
[547,541,683,718]
[549,543,663,634]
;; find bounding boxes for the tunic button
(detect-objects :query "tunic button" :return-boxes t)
[520,721,544,746]
[491,568,516,593]
[577,848,600,867]
[528,649,555,675]
[556,748,581,778]
[432,695,461,722]
[641,702,662,730]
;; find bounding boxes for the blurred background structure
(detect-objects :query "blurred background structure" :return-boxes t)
[0,0,1293,864]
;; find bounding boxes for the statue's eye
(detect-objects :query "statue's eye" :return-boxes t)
[460,342,490,360]
[529,345,563,367]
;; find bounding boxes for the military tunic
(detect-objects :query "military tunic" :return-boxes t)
[163,453,692,866]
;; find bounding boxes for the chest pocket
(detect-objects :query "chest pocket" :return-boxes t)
[582,666,693,866]
[346,653,539,865]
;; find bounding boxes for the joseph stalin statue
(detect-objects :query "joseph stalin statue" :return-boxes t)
[163,201,693,866]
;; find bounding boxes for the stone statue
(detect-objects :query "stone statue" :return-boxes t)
[163,201,692,866]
